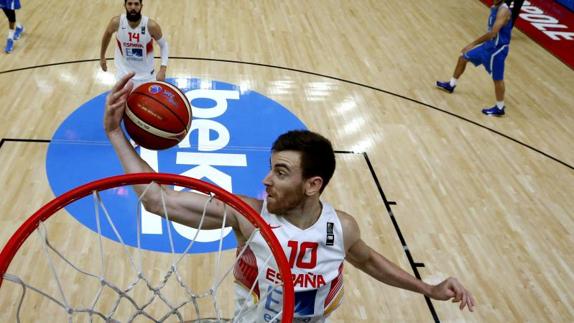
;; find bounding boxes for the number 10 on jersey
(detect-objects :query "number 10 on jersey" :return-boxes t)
[287,241,318,269]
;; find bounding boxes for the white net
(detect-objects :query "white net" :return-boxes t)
[0,179,291,322]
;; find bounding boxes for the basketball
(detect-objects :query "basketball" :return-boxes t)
[123,81,192,150]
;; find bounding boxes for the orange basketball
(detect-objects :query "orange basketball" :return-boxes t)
[124,81,192,150]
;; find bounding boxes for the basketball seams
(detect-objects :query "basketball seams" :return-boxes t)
[129,91,189,130]
[156,81,193,128]
[124,81,192,150]
[124,107,185,138]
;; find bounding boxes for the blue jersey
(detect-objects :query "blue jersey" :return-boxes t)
[485,3,512,49]
[464,3,512,80]
[0,0,21,10]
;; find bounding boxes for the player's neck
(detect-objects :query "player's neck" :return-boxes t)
[282,199,323,230]
[128,19,141,29]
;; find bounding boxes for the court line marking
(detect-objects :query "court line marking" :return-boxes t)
[338,150,440,322]
[0,138,50,150]
[1,57,571,171]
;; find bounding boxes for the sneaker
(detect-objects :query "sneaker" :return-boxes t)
[482,105,505,116]
[436,80,456,93]
[14,25,24,40]
[4,38,13,53]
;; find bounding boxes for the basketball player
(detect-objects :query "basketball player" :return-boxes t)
[436,0,512,116]
[104,73,476,322]
[1,0,24,54]
[100,0,168,87]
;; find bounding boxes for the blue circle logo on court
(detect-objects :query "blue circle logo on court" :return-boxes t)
[46,78,307,253]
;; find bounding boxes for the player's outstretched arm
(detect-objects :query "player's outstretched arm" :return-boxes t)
[340,211,475,312]
[104,73,249,232]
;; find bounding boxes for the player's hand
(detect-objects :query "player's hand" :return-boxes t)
[429,277,475,312]
[156,66,167,82]
[100,58,108,72]
[104,72,135,134]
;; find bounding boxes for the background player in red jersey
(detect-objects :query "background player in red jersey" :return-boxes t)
[105,73,476,321]
[100,0,168,87]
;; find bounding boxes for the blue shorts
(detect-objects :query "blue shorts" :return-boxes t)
[0,0,21,10]
[464,43,509,81]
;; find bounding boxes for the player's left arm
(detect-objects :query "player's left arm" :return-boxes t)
[340,211,475,311]
[491,5,511,35]
[462,6,511,53]
[149,19,168,81]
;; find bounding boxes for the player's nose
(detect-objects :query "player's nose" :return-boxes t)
[262,171,273,186]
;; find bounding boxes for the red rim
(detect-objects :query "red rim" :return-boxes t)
[0,173,294,322]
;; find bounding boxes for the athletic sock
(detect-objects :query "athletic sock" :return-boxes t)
[450,78,458,87]
[8,30,14,39]
[496,101,505,109]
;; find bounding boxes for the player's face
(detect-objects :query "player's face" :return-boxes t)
[125,0,142,22]
[263,151,308,215]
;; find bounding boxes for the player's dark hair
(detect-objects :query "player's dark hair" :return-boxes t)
[272,130,336,193]
[125,0,142,4]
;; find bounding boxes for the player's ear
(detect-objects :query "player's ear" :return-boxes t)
[305,176,323,196]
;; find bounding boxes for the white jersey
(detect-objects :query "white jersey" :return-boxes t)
[114,14,155,83]
[234,201,345,322]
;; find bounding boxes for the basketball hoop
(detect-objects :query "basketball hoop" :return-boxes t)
[0,173,294,322]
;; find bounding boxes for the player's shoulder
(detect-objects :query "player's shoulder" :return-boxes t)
[234,195,263,238]
[334,209,362,251]
[334,209,359,231]
[498,3,511,14]
[147,18,162,29]
[147,18,164,37]
[108,15,121,28]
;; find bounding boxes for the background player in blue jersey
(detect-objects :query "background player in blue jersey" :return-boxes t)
[436,0,513,116]
[0,0,24,53]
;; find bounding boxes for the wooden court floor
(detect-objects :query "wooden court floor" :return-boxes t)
[1,0,573,322]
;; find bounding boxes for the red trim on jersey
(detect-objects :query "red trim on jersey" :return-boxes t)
[234,246,260,298]
[116,38,124,56]
[146,40,153,56]
[324,263,344,307]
